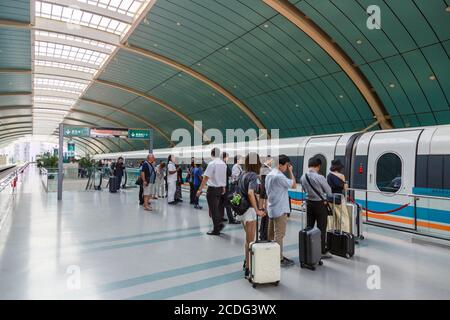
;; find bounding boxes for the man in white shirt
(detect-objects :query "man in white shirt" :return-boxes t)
[196,148,227,235]
[167,155,178,204]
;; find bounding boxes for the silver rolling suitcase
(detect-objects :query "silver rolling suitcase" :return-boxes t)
[248,213,281,288]
[346,202,364,241]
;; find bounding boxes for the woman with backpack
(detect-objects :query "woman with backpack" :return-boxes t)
[234,153,266,279]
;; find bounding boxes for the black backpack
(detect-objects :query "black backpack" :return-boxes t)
[227,172,252,215]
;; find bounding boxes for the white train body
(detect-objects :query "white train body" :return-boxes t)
[94,125,450,239]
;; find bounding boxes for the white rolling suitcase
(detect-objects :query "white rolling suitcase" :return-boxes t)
[346,202,364,241]
[248,213,281,288]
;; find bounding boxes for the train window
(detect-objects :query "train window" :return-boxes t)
[311,154,327,177]
[376,153,402,193]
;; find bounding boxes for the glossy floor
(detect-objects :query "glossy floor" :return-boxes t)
[0,166,449,300]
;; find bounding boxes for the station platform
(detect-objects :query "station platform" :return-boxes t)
[0,165,449,300]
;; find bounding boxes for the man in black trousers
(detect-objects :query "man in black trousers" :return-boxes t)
[196,148,227,235]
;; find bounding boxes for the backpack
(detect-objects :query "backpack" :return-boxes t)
[227,172,252,215]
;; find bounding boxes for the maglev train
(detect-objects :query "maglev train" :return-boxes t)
[94,125,450,239]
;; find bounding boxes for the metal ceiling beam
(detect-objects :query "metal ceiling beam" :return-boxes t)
[263,0,393,130]
[95,79,206,139]
[0,127,33,136]
[0,125,32,134]
[0,115,31,122]
[78,97,174,146]
[122,44,268,132]
[0,121,32,130]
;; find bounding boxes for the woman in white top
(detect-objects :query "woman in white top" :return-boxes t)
[231,155,243,188]
[155,162,166,198]
[167,155,178,204]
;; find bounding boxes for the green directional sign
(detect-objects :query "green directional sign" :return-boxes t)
[128,129,150,139]
[63,126,90,137]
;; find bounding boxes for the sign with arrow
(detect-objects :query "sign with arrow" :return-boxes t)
[63,127,90,137]
[128,129,150,139]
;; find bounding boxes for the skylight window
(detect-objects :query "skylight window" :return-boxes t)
[35,41,109,67]
[35,31,116,52]
[36,1,130,35]
[77,0,146,17]
[34,96,76,105]
[35,60,97,74]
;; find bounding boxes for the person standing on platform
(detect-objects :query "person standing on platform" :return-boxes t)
[175,164,183,202]
[167,155,178,205]
[327,159,350,232]
[141,154,156,212]
[300,157,332,258]
[258,156,273,240]
[155,162,166,198]
[192,161,203,210]
[222,152,239,224]
[231,155,243,188]
[187,157,195,204]
[265,154,296,267]
[196,148,227,235]
[138,160,144,206]
[114,157,125,189]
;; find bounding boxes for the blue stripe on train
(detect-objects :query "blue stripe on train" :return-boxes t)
[288,191,450,225]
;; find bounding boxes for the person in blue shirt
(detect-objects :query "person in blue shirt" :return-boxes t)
[192,162,203,209]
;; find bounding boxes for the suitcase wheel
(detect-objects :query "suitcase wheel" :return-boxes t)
[345,253,351,259]
[311,266,316,271]
[273,281,279,286]
[360,235,365,240]
[252,283,257,289]
[300,262,305,269]
[318,260,323,266]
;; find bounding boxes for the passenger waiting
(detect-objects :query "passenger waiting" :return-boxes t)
[300,157,332,259]
[222,152,239,224]
[141,154,156,212]
[259,156,273,241]
[265,155,296,267]
[138,160,144,206]
[167,155,178,205]
[196,148,227,236]
[231,155,243,188]
[327,159,350,233]
[192,162,203,210]
[155,162,166,198]
[235,153,266,279]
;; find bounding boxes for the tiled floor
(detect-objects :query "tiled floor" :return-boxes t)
[0,165,449,300]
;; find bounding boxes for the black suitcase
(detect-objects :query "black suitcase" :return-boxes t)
[327,194,355,258]
[326,230,355,259]
[299,227,323,270]
[109,176,119,193]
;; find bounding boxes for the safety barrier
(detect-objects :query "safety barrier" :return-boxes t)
[0,162,29,193]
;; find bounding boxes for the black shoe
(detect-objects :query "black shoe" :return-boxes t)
[222,218,228,222]
[207,231,221,236]
[244,268,250,279]
[242,260,246,271]
[168,201,177,205]
[176,199,183,202]
[229,220,240,224]
[218,223,225,232]
[281,257,295,267]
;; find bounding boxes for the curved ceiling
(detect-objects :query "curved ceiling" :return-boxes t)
[0,0,449,154]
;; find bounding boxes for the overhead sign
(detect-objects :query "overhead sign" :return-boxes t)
[64,127,90,137]
[90,128,129,139]
[67,143,75,158]
[128,129,150,139]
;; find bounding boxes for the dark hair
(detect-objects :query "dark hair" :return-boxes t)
[211,147,220,158]
[234,155,241,164]
[159,162,166,168]
[330,159,344,173]
[222,152,228,161]
[244,152,261,174]
[308,157,322,168]
[168,155,173,162]
[278,154,290,165]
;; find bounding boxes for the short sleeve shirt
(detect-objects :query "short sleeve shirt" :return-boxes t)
[167,161,177,182]
[265,168,292,218]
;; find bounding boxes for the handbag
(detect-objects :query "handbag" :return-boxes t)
[304,174,333,216]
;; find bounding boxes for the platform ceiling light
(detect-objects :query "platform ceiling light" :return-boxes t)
[429,75,436,80]
[176,22,181,26]
[264,24,269,28]
[225,47,229,51]
[264,73,269,77]
[389,83,396,88]
[306,58,312,62]
[339,95,344,99]
[356,39,363,45]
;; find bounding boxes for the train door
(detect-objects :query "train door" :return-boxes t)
[303,136,342,177]
[366,130,423,229]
